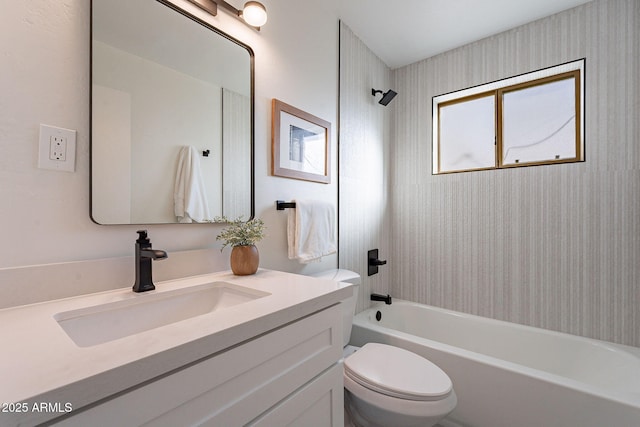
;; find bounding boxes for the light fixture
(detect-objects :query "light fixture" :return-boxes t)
[187,0,267,30]
[241,1,268,27]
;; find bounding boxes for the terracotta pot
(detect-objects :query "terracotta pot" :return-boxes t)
[230,245,259,275]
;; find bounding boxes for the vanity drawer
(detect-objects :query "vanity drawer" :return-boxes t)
[56,303,342,426]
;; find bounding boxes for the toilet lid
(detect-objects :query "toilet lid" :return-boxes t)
[344,343,452,401]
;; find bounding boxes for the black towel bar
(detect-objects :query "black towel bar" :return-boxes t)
[276,200,296,210]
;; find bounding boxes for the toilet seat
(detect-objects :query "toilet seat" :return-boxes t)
[344,343,452,401]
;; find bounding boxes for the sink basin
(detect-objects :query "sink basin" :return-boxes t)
[54,282,270,347]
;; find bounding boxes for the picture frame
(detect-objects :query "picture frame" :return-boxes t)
[272,99,331,183]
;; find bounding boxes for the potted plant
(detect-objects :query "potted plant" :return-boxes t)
[215,216,266,275]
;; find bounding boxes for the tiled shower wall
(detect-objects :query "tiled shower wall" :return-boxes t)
[339,22,392,313]
[390,0,640,346]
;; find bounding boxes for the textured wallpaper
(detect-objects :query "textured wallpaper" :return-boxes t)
[390,0,639,346]
[341,0,639,346]
[339,22,392,313]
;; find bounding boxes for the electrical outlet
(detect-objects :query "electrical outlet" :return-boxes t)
[38,124,76,172]
[49,135,67,161]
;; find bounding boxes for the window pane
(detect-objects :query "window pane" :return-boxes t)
[501,77,577,165]
[439,94,495,173]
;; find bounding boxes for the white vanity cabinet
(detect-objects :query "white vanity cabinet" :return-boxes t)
[55,304,343,427]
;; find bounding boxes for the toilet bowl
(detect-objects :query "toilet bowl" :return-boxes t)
[344,342,457,427]
[311,269,457,427]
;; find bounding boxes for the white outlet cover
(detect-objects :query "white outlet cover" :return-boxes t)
[38,124,77,172]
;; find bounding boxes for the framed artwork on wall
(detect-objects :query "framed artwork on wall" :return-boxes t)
[271,99,331,183]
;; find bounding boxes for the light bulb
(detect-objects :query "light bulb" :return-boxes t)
[242,1,267,27]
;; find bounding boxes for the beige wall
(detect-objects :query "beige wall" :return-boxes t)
[0,0,339,305]
[0,0,338,307]
[389,0,639,346]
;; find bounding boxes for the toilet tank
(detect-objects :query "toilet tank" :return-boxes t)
[310,269,361,347]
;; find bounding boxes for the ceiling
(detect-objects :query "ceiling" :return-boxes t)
[337,0,593,69]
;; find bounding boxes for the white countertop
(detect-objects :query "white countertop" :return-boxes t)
[0,269,352,426]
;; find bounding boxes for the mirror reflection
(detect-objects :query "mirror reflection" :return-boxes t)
[91,0,253,224]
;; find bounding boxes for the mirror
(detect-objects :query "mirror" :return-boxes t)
[91,0,254,224]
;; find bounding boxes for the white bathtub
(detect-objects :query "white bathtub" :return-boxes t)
[349,300,640,427]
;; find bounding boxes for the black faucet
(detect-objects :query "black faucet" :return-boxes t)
[371,293,392,305]
[133,230,168,293]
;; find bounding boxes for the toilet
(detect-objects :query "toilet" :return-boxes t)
[311,269,457,427]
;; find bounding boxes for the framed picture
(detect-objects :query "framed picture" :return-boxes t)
[272,99,331,183]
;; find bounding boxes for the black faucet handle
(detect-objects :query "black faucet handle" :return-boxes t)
[371,293,392,305]
[136,230,150,243]
[367,249,387,276]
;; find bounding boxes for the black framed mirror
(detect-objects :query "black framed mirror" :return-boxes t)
[91,0,254,224]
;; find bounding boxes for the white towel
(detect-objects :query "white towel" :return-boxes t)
[174,145,211,223]
[287,200,337,263]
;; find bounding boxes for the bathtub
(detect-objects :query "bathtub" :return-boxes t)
[349,300,640,427]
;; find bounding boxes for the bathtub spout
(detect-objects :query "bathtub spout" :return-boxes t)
[371,293,392,305]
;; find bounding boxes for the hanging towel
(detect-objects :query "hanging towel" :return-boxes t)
[174,145,211,223]
[287,199,337,263]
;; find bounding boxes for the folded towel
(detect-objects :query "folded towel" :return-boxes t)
[174,145,211,223]
[287,200,337,263]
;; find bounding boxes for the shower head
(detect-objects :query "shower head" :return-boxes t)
[371,88,398,106]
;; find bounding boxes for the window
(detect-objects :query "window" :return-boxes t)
[433,59,585,174]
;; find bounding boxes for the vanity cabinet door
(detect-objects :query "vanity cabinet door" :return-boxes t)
[55,304,342,427]
[248,362,344,427]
